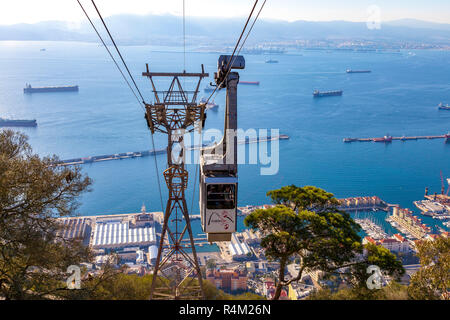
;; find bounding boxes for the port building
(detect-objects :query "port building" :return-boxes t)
[228,234,252,260]
[91,218,156,249]
[57,217,92,246]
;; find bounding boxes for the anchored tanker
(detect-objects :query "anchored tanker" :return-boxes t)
[346,69,371,73]
[24,84,79,94]
[0,118,37,127]
[313,90,343,97]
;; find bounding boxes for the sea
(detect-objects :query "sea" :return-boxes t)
[1,41,449,248]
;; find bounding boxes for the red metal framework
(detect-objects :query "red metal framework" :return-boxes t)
[143,64,208,299]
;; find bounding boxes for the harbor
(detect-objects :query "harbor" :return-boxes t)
[343,133,450,143]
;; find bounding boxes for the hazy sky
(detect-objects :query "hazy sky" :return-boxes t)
[1,0,450,25]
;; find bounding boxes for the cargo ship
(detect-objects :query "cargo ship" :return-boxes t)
[438,103,450,110]
[313,90,343,97]
[346,69,371,73]
[0,118,37,127]
[24,84,79,94]
[240,81,260,85]
[265,59,279,64]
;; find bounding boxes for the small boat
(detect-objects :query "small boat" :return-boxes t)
[199,98,218,110]
[438,103,450,110]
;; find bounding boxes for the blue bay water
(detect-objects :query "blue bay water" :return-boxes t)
[1,41,449,239]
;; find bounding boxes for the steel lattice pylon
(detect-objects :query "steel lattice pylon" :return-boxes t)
[143,64,208,299]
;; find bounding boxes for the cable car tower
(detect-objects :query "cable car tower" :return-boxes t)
[200,55,245,242]
[143,64,208,299]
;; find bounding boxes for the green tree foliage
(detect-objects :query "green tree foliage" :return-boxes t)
[245,185,404,300]
[206,259,217,270]
[408,237,449,300]
[309,282,409,300]
[0,130,92,299]
[83,273,264,300]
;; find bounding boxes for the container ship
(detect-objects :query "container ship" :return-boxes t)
[313,90,343,97]
[438,103,450,110]
[346,69,371,73]
[24,84,79,94]
[0,118,37,127]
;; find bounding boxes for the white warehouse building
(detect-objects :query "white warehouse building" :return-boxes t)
[91,222,156,249]
[229,234,252,260]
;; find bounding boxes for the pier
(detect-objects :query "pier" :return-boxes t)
[344,133,450,143]
[56,134,289,167]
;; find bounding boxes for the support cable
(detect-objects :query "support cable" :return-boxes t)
[207,0,267,104]
[76,0,142,109]
[205,0,259,103]
[91,0,146,103]
[76,0,165,214]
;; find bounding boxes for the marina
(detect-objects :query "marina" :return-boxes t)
[355,218,388,240]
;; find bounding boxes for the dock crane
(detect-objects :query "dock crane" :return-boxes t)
[199,55,245,242]
[447,178,450,196]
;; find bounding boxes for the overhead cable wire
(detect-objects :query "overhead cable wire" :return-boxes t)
[205,0,260,103]
[207,0,267,103]
[90,0,146,103]
[76,0,143,109]
[77,0,165,214]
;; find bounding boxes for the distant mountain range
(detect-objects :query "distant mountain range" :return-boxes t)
[1,15,449,47]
